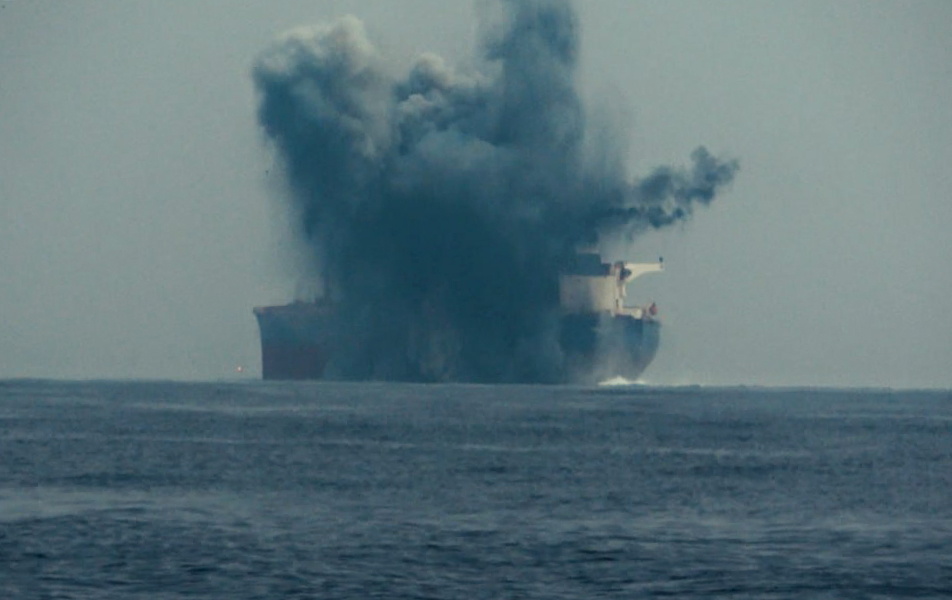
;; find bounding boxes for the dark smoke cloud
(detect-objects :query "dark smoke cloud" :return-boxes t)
[253,0,738,383]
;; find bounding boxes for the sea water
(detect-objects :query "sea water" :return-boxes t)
[1,380,950,599]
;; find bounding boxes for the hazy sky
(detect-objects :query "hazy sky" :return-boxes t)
[2,1,950,387]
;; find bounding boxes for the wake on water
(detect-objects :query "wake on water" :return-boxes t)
[597,375,643,386]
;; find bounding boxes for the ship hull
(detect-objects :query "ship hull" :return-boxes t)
[254,304,659,383]
[253,303,332,380]
[559,313,660,384]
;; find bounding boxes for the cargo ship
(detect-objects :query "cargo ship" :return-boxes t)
[254,252,662,383]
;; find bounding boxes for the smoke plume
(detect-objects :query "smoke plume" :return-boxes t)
[253,0,738,383]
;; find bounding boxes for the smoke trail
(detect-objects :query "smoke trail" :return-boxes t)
[253,0,738,382]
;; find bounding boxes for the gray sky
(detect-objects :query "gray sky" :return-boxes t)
[1,0,950,388]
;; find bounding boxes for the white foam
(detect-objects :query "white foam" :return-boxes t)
[597,376,642,386]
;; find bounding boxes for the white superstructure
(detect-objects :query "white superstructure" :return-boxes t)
[559,253,663,318]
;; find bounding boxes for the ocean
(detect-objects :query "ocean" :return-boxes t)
[1,380,950,599]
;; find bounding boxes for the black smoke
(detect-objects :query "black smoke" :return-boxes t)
[253,0,738,383]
